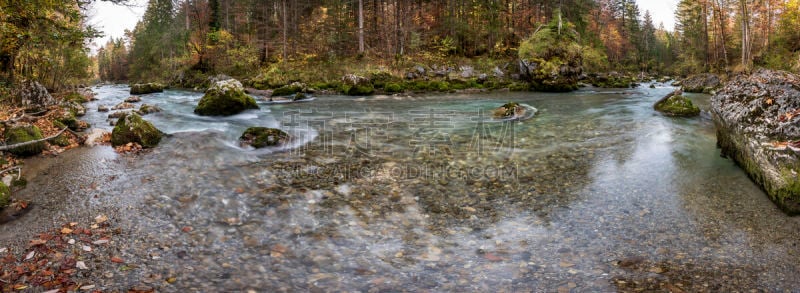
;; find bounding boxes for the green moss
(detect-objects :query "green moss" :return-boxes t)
[0,181,9,208]
[509,82,531,91]
[55,112,79,130]
[385,83,403,93]
[654,95,700,117]
[65,92,88,103]
[369,71,396,89]
[11,178,26,188]
[272,85,302,96]
[49,133,71,147]
[240,127,289,148]
[111,113,164,148]
[346,84,375,96]
[4,125,46,156]
[195,83,259,116]
[293,92,309,101]
[531,79,579,92]
[429,81,450,91]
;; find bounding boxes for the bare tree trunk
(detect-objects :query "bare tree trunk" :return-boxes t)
[740,0,751,71]
[359,0,365,54]
[282,0,287,62]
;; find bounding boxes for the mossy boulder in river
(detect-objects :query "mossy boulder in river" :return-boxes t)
[654,90,700,117]
[194,79,259,116]
[711,69,800,214]
[493,102,525,119]
[111,113,164,148]
[239,127,289,148]
[130,83,165,95]
[3,125,46,156]
[340,74,375,96]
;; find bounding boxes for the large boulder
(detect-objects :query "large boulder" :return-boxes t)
[137,104,162,115]
[13,80,55,110]
[194,79,259,116]
[130,83,165,95]
[340,74,374,96]
[111,113,164,148]
[682,73,721,93]
[3,124,46,156]
[517,18,583,92]
[654,89,700,117]
[711,69,800,214]
[239,127,289,148]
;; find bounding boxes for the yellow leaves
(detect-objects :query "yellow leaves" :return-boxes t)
[765,98,774,105]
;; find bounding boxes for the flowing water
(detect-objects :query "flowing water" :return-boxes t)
[4,84,800,291]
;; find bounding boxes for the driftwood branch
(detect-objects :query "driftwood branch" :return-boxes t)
[0,126,68,151]
[0,166,21,180]
[0,109,50,126]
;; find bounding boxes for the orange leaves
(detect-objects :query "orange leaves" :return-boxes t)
[778,109,800,122]
[2,219,119,292]
[114,142,143,154]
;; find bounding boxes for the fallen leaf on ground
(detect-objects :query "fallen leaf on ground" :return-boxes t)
[61,227,73,234]
[95,214,108,224]
[24,251,35,260]
[29,239,47,246]
[110,256,125,263]
[76,261,88,270]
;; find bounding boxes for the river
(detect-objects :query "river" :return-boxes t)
[2,84,800,291]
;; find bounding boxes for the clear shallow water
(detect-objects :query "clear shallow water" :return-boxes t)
[7,84,800,291]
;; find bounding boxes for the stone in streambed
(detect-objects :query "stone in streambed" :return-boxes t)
[130,83,164,95]
[3,125,46,156]
[239,127,289,148]
[654,89,700,117]
[194,79,259,116]
[111,113,164,148]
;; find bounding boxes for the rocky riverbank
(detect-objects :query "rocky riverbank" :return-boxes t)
[711,69,800,214]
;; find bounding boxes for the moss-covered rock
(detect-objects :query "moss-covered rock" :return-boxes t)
[111,113,164,148]
[49,133,71,147]
[385,83,403,93]
[65,92,89,103]
[654,90,700,117]
[239,127,289,148]
[272,84,303,96]
[493,102,531,119]
[586,73,636,88]
[0,181,9,208]
[517,13,583,92]
[346,84,375,95]
[292,93,309,101]
[194,79,259,116]
[3,125,46,156]
[137,104,162,115]
[130,83,165,95]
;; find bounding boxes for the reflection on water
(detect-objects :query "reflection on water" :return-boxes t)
[7,84,800,291]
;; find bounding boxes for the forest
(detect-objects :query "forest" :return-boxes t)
[0,0,797,92]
